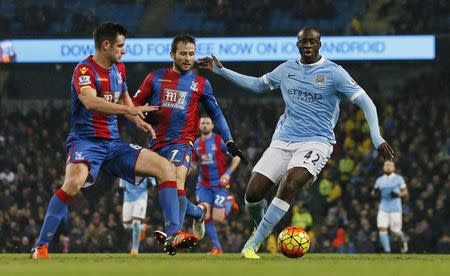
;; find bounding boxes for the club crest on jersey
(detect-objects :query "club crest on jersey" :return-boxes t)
[190,81,199,92]
[117,72,123,84]
[80,67,88,74]
[211,144,217,151]
[78,75,91,86]
[162,89,188,109]
[314,75,325,86]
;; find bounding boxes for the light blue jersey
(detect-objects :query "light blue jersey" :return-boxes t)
[262,56,364,144]
[119,178,152,202]
[374,173,406,212]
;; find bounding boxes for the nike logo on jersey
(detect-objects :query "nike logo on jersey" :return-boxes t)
[288,73,295,78]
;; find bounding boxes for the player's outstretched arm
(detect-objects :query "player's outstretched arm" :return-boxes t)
[198,54,270,94]
[201,81,249,165]
[78,87,158,118]
[353,93,395,160]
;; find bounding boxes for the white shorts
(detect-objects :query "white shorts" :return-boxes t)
[252,140,333,184]
[122,198,147,222]
[377,209,402,232]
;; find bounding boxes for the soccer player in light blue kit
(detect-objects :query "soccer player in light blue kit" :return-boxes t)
[372,160,408,253]
[120,177,156,255]
[199,27,395,258]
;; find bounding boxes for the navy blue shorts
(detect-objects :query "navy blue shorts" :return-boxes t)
[66,136,143,187]
[196,185,228,209]
[155,143,193,168]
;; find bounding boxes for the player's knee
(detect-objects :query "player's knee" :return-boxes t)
[132,219,141,225]
[213,212,225,222]
[245,190,264,203]
[159,161,176,182]
[62,177,83,196]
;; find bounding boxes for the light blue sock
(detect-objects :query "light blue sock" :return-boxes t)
[379,231,391,252]
[245,197,289,249]
[132,221,142,251]
[245,199,266,226]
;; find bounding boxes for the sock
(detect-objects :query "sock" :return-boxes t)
[35,188,72,246]
[379,231,391,252]
[245,197,289,249]
[205,219,222,249]
[123,223,132,230]
[186,200,203,219]
[157,181,179,236]
[399,231,407,242]
[245,199,266,226]
[225,199,232,216]
[131,220,142,251]
[178,189,187,228]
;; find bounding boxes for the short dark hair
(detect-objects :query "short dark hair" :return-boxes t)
[171,34,196,53]
[93,22,127,50]
[298,26,321,40]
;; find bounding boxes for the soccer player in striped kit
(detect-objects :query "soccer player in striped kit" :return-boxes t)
[31,22,182,259]
[132,34,247,255]
[191,116,241,254]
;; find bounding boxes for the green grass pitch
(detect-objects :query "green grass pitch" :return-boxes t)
[1,253,449,276]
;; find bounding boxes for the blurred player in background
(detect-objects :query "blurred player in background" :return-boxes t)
[191,116,241,254]
[120,177,156,256]
[31,22,182,259]
[199,26,395,259]
[372,160,409,253]
[133,34,247,255]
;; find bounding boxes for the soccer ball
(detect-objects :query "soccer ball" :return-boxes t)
[277,226,310,258]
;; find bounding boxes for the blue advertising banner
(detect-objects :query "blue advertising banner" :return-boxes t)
[0,35,435,63]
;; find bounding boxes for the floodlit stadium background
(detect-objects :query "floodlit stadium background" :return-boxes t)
[0,0,448,254]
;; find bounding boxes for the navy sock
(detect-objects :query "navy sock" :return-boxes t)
[178,190,187,228]
[206,220,222,249]
[35,189,72,246]
[158,181,179,236]
[186,199,203,219]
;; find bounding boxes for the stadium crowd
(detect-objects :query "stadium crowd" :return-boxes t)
[0,70,448,254]
[1,0,448,37]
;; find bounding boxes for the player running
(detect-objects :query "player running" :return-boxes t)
[132,34,247,255]
[31,22,192,259]
[191,116,241,254]
[120,177,155,256]
[199,26,395,259]
[372,160,409,253]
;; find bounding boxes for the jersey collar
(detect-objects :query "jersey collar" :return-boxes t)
[298,55,325,68]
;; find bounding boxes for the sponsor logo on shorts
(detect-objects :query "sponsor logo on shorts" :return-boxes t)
[74,151,85,160]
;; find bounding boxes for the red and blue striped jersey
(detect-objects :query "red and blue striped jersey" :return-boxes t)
[69,55,128,140]
[133,68,232,150]
[192,133,229,187]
